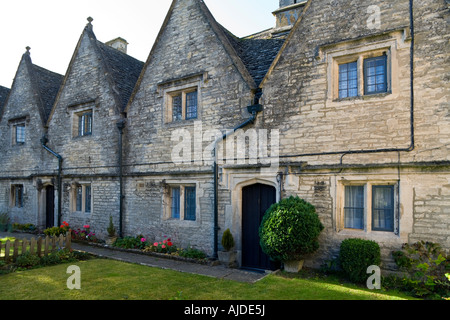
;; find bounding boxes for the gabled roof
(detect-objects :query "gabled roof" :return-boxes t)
[30,63,64,123]
[258,0,313,88]
[126,0,284,112]
[1,49,63,125]
[221,27,285,88]
[47,19,144,124]
[96,39,144,111]
[0,85,10,114]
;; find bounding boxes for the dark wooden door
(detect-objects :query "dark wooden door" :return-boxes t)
[242,183,278,271]
[45,185,55,228]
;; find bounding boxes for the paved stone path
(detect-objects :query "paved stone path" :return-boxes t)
[0,232,268,283]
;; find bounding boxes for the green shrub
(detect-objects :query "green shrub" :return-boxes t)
[221,229,235,252]
[113,236,147,249]
[15,252,41,269]
[12,223,36,232]
[179,247,207,260]
[107,215,116,237]
[339,238,381,284]
[44,221,70,236]
[259,196,324,262]
[392,241,449,299]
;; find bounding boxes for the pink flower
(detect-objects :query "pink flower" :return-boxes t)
[161,245,166,249]
[141,238,146,242]
[153,242,158,247]
[83,225,90,229]
[163,240,167,244]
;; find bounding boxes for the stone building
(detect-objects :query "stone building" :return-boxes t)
[44,18,144,235]
[0,0,448,271]
[0,48,63,228]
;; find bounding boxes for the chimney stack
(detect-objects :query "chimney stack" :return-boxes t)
[273,0,307,29]
[105,37,128,54]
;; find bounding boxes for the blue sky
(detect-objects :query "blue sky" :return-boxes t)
[0,0,278,88]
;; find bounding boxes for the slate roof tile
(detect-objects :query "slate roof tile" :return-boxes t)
[220,26,285,87]
[96,40,144,111]
[31,64,63,123]
[0,85,10,114]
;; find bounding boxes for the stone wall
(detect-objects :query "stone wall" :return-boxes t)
[45,29,123,232]
[258,0,449,268]
[124,0,256,254]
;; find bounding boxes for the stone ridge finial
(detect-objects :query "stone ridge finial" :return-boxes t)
[87,17,94,24]
[26,46,31,53]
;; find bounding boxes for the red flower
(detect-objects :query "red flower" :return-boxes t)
[167,241,173,247]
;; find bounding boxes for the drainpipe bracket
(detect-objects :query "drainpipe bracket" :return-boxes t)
[247,104,263,114]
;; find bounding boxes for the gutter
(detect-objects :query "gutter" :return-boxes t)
[41,135,63,227]
[212,90,263,258]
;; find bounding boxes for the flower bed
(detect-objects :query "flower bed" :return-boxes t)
[72,225,99,243]
[100,235,211,265]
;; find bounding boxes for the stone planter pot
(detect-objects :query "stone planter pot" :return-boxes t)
[105,236,117,246]
[283,260,304,273]
[217,251,237,267]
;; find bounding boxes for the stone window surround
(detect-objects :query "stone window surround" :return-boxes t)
[8,115,30,146]
[335,178,400,237]
[68,100,97,139]
[69,182,92,214]
[321,29,410,106]
[158,72,206,126]
[162,181,199,223]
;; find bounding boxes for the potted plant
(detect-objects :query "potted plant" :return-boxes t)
[106,215,117,245]
[259,196,324,272]
[217,228,237,267]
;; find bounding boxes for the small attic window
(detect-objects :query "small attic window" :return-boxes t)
[166,87,199,123]
[158,73,204,125]
[14,124,26,145]
[73,109,93,138]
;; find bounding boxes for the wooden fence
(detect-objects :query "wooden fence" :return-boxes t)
[0,231,71,262]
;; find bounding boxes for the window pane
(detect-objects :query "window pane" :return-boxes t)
[339,62,358,99]
[172,94,182,121]
[184,187,196,221]
[16,125,25,144]
[76,186,82,211]
[364,55,387,95]
[344,186,364,229]
[85,113,92,135]
[372,186,394,231]
[185,91,197,120]
[171,187,180,219]
[79,112,92,136]
[85,186,91,213]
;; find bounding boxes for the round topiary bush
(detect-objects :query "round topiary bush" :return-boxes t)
[259,196,324,262]
[339,238,381,283]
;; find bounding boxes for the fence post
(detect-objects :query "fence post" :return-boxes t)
[13,239,19,261]
[5,240,10,262]
[30,238,36,255]
[44,236,50,256]
[22,239,28,255]
[66,231,71,250]
[37,237,42,257]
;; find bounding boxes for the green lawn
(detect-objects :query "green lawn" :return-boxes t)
[0,258,416,300]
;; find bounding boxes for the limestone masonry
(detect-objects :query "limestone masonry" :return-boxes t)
[0,0,448,271]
